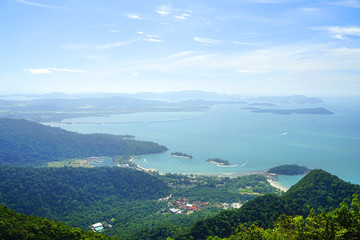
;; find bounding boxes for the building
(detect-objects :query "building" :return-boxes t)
[91,222,104,232]
[169,208,182,214]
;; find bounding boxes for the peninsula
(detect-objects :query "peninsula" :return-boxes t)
[170,152,193,159]
[206,158,230,166]
[251,107,333,115]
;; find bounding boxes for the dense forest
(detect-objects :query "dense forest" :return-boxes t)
[0,166,170,230]
[0,165,281,239]
[0,118,167,166]
[0,205,114,240]
[205,195,360,239]
[268,164,310,175]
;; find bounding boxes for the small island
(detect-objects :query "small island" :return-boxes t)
[170,152,193,159]
[206,158,230,166]
[268,164,310,175]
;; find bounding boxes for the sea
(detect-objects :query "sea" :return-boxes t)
[44,97,360,189]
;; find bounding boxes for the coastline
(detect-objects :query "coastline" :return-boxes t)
[266,177,289,192]
[131,158,290,191]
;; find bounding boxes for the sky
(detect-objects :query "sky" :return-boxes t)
[0,0,359,96]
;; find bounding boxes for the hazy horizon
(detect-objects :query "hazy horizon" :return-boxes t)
[1,0,359,96]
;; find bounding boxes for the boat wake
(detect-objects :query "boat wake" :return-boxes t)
[279,132,288,136]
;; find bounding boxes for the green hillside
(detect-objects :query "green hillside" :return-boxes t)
[170,169,360,239]
[0,118,167,166]
[0,205,114,240]
[0,166,170,232]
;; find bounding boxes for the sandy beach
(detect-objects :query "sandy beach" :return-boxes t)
[266,178,288,192]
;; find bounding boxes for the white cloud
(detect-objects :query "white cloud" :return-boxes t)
[327,26,360,36]
[137,31,144,35]
[145,38,162,42]
[156,5,171,15]
[332,34,347,40]
[29,68,52,74]
[133,72,140,76]
[96,40,135,50]
[174,13,190,20]
[16,0,58,8]
[127,14,142,20]
[109,29,120,33]
[332,47,360,54]
[233,41,261,46]
[28,67,84,74]
[193,37,222,44]
[147,34,160,38]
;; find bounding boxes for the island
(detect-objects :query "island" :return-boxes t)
[206,158,230,166]
[251,107,334,115]
[170,152,193,159]
[268,164,310,175]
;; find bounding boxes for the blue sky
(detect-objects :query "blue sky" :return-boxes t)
[1,0,359,96]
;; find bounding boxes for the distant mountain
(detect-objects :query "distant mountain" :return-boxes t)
[251,107,333,115]
[0,118,167,166]
[174,169,360,239]
[0,94,235,121]
[247,95,323,104]
[2,90,240,101]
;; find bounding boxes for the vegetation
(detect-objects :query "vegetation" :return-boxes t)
[268,164,310,175]
[170,169,360,240]
[171,152,193,159]
[206,158,230,165]
[0,165,281,239]
[0,118,167,166]
[0,205,114,240]
[0,96,221,122]
[206,194,360,240]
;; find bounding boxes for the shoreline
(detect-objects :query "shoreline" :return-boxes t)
[131,158,289,191]
[266,177,289,192]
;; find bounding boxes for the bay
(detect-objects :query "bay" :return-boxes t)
[44,97,360,187]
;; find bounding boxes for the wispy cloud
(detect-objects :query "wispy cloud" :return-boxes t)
[174,13,190,20]
[145,38,162,43]
[96,40,135,50]
[327,0,360,8]
[166,51,196,59]
[323,26,360,40]
[193,37,222,44]
[28,67,84,74]
[109,29,121,33]
[127,14,142,20]
[156,5,172,15]
[16,0,59,8]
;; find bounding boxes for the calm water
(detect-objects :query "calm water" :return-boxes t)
[44,97,360,187]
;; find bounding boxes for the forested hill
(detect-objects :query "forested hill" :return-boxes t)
[173,169,360,239]
[0,205,114,240]
[0,166,170,229]
[0,118,167,166]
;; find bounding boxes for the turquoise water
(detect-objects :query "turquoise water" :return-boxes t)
[44,97,360,187]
